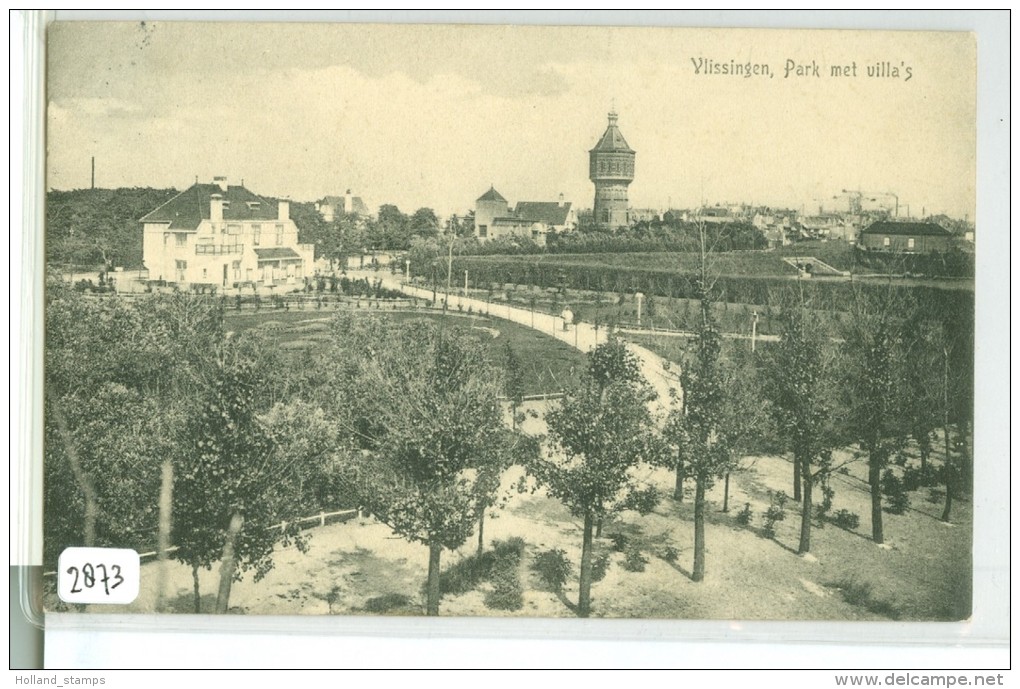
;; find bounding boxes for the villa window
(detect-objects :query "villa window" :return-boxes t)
[907,238,915,250]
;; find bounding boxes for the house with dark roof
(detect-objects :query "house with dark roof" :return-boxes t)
[316,190,371,222]
[473,186,576,246]
[859,221,953,253]
[140,176,314,289]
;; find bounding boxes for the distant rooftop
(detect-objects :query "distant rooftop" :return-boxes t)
[862,221,952,237]
[477,186,507,203]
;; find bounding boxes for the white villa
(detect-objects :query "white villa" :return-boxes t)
[140,177,314,290]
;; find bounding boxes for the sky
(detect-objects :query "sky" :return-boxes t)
[46,20,977,219]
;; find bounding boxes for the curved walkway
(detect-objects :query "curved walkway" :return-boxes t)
[349,270,681,416]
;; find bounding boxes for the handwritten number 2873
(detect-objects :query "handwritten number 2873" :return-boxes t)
[66,563,124,595]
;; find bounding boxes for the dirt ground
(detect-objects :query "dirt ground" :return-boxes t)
[82,442,971,621]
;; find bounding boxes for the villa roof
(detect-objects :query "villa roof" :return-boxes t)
[139,183,281,230]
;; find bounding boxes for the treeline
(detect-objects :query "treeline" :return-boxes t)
[293,202,444,261]
[451,220,768,256]
[46,187,179,269]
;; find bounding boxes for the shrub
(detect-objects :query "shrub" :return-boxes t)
[814,480,836,527]
[532,549,573,593]
[609,532,628,552]
[735,502,753,526]
[591,553,611,583]
[622,547,648,573]
[926,487,945,504]
[492,537,526,564]
[484,555,524,611]
[881,469,910,514]
[362,593,414,614]
[761,491,788,539]
[437,552,495,595]
[832,578,900,620]
[902,464,941,492]
[830,509,860,530]
[621,485,660,515]
[660,545,680,564]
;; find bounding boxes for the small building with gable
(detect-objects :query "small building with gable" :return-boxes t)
[860,221,953,253]
[474,186,576,246]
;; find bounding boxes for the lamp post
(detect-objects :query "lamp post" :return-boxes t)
[636,292,645,327]
[751,310,759,352]
[405,259,410,282]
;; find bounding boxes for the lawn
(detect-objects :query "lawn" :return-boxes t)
[223,306,588,397]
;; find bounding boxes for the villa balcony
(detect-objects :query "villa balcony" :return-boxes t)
[196,244,244,255]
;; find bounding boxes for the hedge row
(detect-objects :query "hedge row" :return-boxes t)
[448,256,974,321]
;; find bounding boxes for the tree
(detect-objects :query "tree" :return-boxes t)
[333,317,510,615]
[840,287,907,545]
[410,207,440,239]
[43,283,222,570]
[762,303,837,554]
[172,341,306,613]
[371,204,411,250]
[525,338,665,616]
[899,313,946,471]
[472,428,539,556]
[502,342,526,430]
[665,292,732,581]
[261,400,352,513]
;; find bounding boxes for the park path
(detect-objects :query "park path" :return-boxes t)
[349,270,681,418]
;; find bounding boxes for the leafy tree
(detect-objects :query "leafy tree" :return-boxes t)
[762,304,837,554]
[333,317,510,615]
[525,339,665,616]
[261,400,352,513]
[43,282,221,568]
[665,293,732,581]
[173,342,306,613]
[840,288,907,544]
[410,207,440,239]
[899,313,946,470]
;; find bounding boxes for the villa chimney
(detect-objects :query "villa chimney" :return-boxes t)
[558,193,565,207]
[278,197,290,221]
[210,193,224,221]
[214,176,228,193]
[344,189,353,215]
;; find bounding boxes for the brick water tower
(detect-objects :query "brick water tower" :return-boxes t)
[589,110,635,231]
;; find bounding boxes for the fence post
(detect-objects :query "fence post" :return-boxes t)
[320,512,325,527]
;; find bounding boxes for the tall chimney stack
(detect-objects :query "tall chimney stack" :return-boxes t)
[210,193,224,222]
[214,176,228,193]
[278,197,290,221]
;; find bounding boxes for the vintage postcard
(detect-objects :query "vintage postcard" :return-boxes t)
[41,20,977,623]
